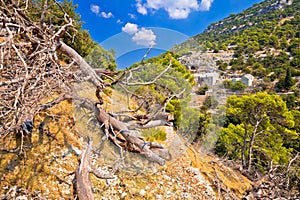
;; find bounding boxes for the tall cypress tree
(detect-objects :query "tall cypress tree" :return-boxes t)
[284,67,294,89]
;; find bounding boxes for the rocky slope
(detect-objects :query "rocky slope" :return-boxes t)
[0,91,252,199]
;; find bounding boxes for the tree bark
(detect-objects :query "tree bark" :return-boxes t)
[247,132,255,172]
[247,119,262,171]
[76,137,114,200]
[242,123,248,169]
[76,138,94,200]
[59,41,103,88]
[94,104,167,165]
[59,38,170,165]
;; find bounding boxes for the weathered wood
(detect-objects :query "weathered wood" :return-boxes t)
[95,104,167,165]
[128,119,169,129]
[72,96,171,165]
[59,41,103,88]
[57,35,172,166]
[57,28,171,166]
[76,137,114,200]
[76,138,94,200]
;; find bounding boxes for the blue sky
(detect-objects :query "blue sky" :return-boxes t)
[72,0,263,68]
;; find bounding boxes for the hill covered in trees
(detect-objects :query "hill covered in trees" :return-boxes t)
[172,0,300,196]
[175,0,299,91]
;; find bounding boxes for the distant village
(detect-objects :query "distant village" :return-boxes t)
[180,51,253,84]
[179,51,277,108]
[179,48,300,109]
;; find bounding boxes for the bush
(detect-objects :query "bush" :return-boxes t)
[197,85,209,95]
[142,128,167,142]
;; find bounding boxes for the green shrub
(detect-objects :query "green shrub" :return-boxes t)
[141,128,167,142]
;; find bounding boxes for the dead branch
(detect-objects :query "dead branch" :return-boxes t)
[94,104,170,165]
[286,152,299,173]
[119,57,172,86]
[58,41,103,87]
[76,137,114,200]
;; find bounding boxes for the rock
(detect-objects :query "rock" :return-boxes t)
[130,188,138,194]
[163,175,171,181]
[16,196,27,200]
[166,190,173,197]
[139,189,146,196]
[121,192,127,198]
[182,192,192,199]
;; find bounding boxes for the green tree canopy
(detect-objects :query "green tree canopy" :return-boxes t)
[216,92,298,171]
[277,67,296,90]
[85,44,117,71]
[27,0,95,58]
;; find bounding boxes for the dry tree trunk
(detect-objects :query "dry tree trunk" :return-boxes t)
[60,36,172,198]
[60,40,172,166]
[76,137,114,200]
[59,41,103,88]
[76,138,94,200]
[94,104,170,165]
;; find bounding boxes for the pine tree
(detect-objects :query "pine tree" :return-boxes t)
[216,92,298,171]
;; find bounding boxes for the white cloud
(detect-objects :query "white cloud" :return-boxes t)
[132,28,156,46]
[90,4,114,18]
[167,8,190,19]
[122,23,156,47]
[128,13,137,20]
[101,12,114,18]
[199,0,213,11]
[135,0,214,19]
[117,19,123,24]
[136,0,148,15]
[90,4,100,15]
[122,23,139,35]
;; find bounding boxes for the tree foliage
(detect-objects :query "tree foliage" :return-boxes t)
[216,92,298,171]
[27,0,95,57]
[85,44,117,71]
[223,80,247,91]
[197,85,209,95]
[277,67,296,90]
[123,52,195,128]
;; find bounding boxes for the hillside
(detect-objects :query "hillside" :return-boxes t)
[0,1,253,199]
[174,0,300,91]
[0,91,252,199]
[1,0,299,199]
[172,1,300,197]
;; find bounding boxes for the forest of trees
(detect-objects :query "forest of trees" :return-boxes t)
[214,92,299,194]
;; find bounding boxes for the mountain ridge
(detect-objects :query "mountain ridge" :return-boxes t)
[203,0,293,35]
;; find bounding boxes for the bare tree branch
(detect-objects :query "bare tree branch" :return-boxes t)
[120,57,172,86]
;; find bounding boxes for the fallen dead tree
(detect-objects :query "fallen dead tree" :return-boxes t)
[0,1,179,199]
[243,153,300,199]
[60,38,173,165]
